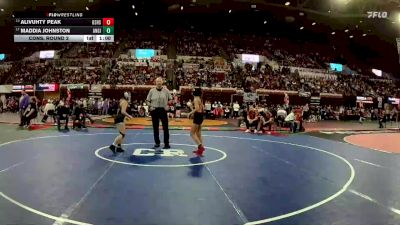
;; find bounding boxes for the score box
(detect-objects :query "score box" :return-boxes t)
[102,18,114,26]
[102,26,114,35]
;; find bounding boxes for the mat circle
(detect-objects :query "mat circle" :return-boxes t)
[95,142,227,167]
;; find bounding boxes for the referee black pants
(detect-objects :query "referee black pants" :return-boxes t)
[151,108,169,146]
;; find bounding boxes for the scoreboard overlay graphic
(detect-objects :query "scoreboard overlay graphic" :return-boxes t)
[13,12,114,43]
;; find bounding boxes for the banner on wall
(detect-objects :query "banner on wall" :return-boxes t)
[298,91,311,98]
[356,96,373,104]
[243,92,258,103]
[63,84,86,89]
[320,93,343,98]
[182,63,200,70]
[12,85,34,92]
[116,61,166,67]
[256,89,297,95]
[388,97,400,105]
[90,84,103,92]
[310,96,320,106]
[36,83,59,92]
[89,84,103,99]
[0,85,13,93]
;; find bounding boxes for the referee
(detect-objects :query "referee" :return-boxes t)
[146,77,172,149]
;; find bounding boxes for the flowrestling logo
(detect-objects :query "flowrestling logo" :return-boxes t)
[367,11,388,19]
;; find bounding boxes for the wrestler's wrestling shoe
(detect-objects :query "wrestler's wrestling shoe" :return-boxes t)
[116,145,125,153]
[193,145,205,157]
[109,145,116,154]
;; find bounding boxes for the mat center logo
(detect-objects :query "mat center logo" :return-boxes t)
[95,142,227,167]
[133,148,188,157]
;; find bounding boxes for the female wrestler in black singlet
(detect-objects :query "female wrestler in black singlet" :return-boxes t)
[188,88,205,157]
[109,92,133,154]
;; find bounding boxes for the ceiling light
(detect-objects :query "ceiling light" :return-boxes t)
[264,20,267,24]
[362,33,367,36]
[299,12,304,16]
[135,12,138,16]
[349,35,353,38]
[0,8,4,12]
[180,6,183,10]
[312,22,316,25]
[328,10,331,13]
[355,25,358,28]
[53,2,56,5]
[331,32,335,35]
[345,29,349,32]
[359,20,363,23]
[132,5,135,9]
[285,2,290,6]
[229,9,232,13]
[85,6,89,11]
[300,26,304,30]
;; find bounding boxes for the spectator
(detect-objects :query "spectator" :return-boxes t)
[41,100,56,123]
[56,101,70,131]
[18,90,30,127]
[233,101,240,119]
[21,97,38,128]
[245,106,260,133]
[258,110,274,132]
